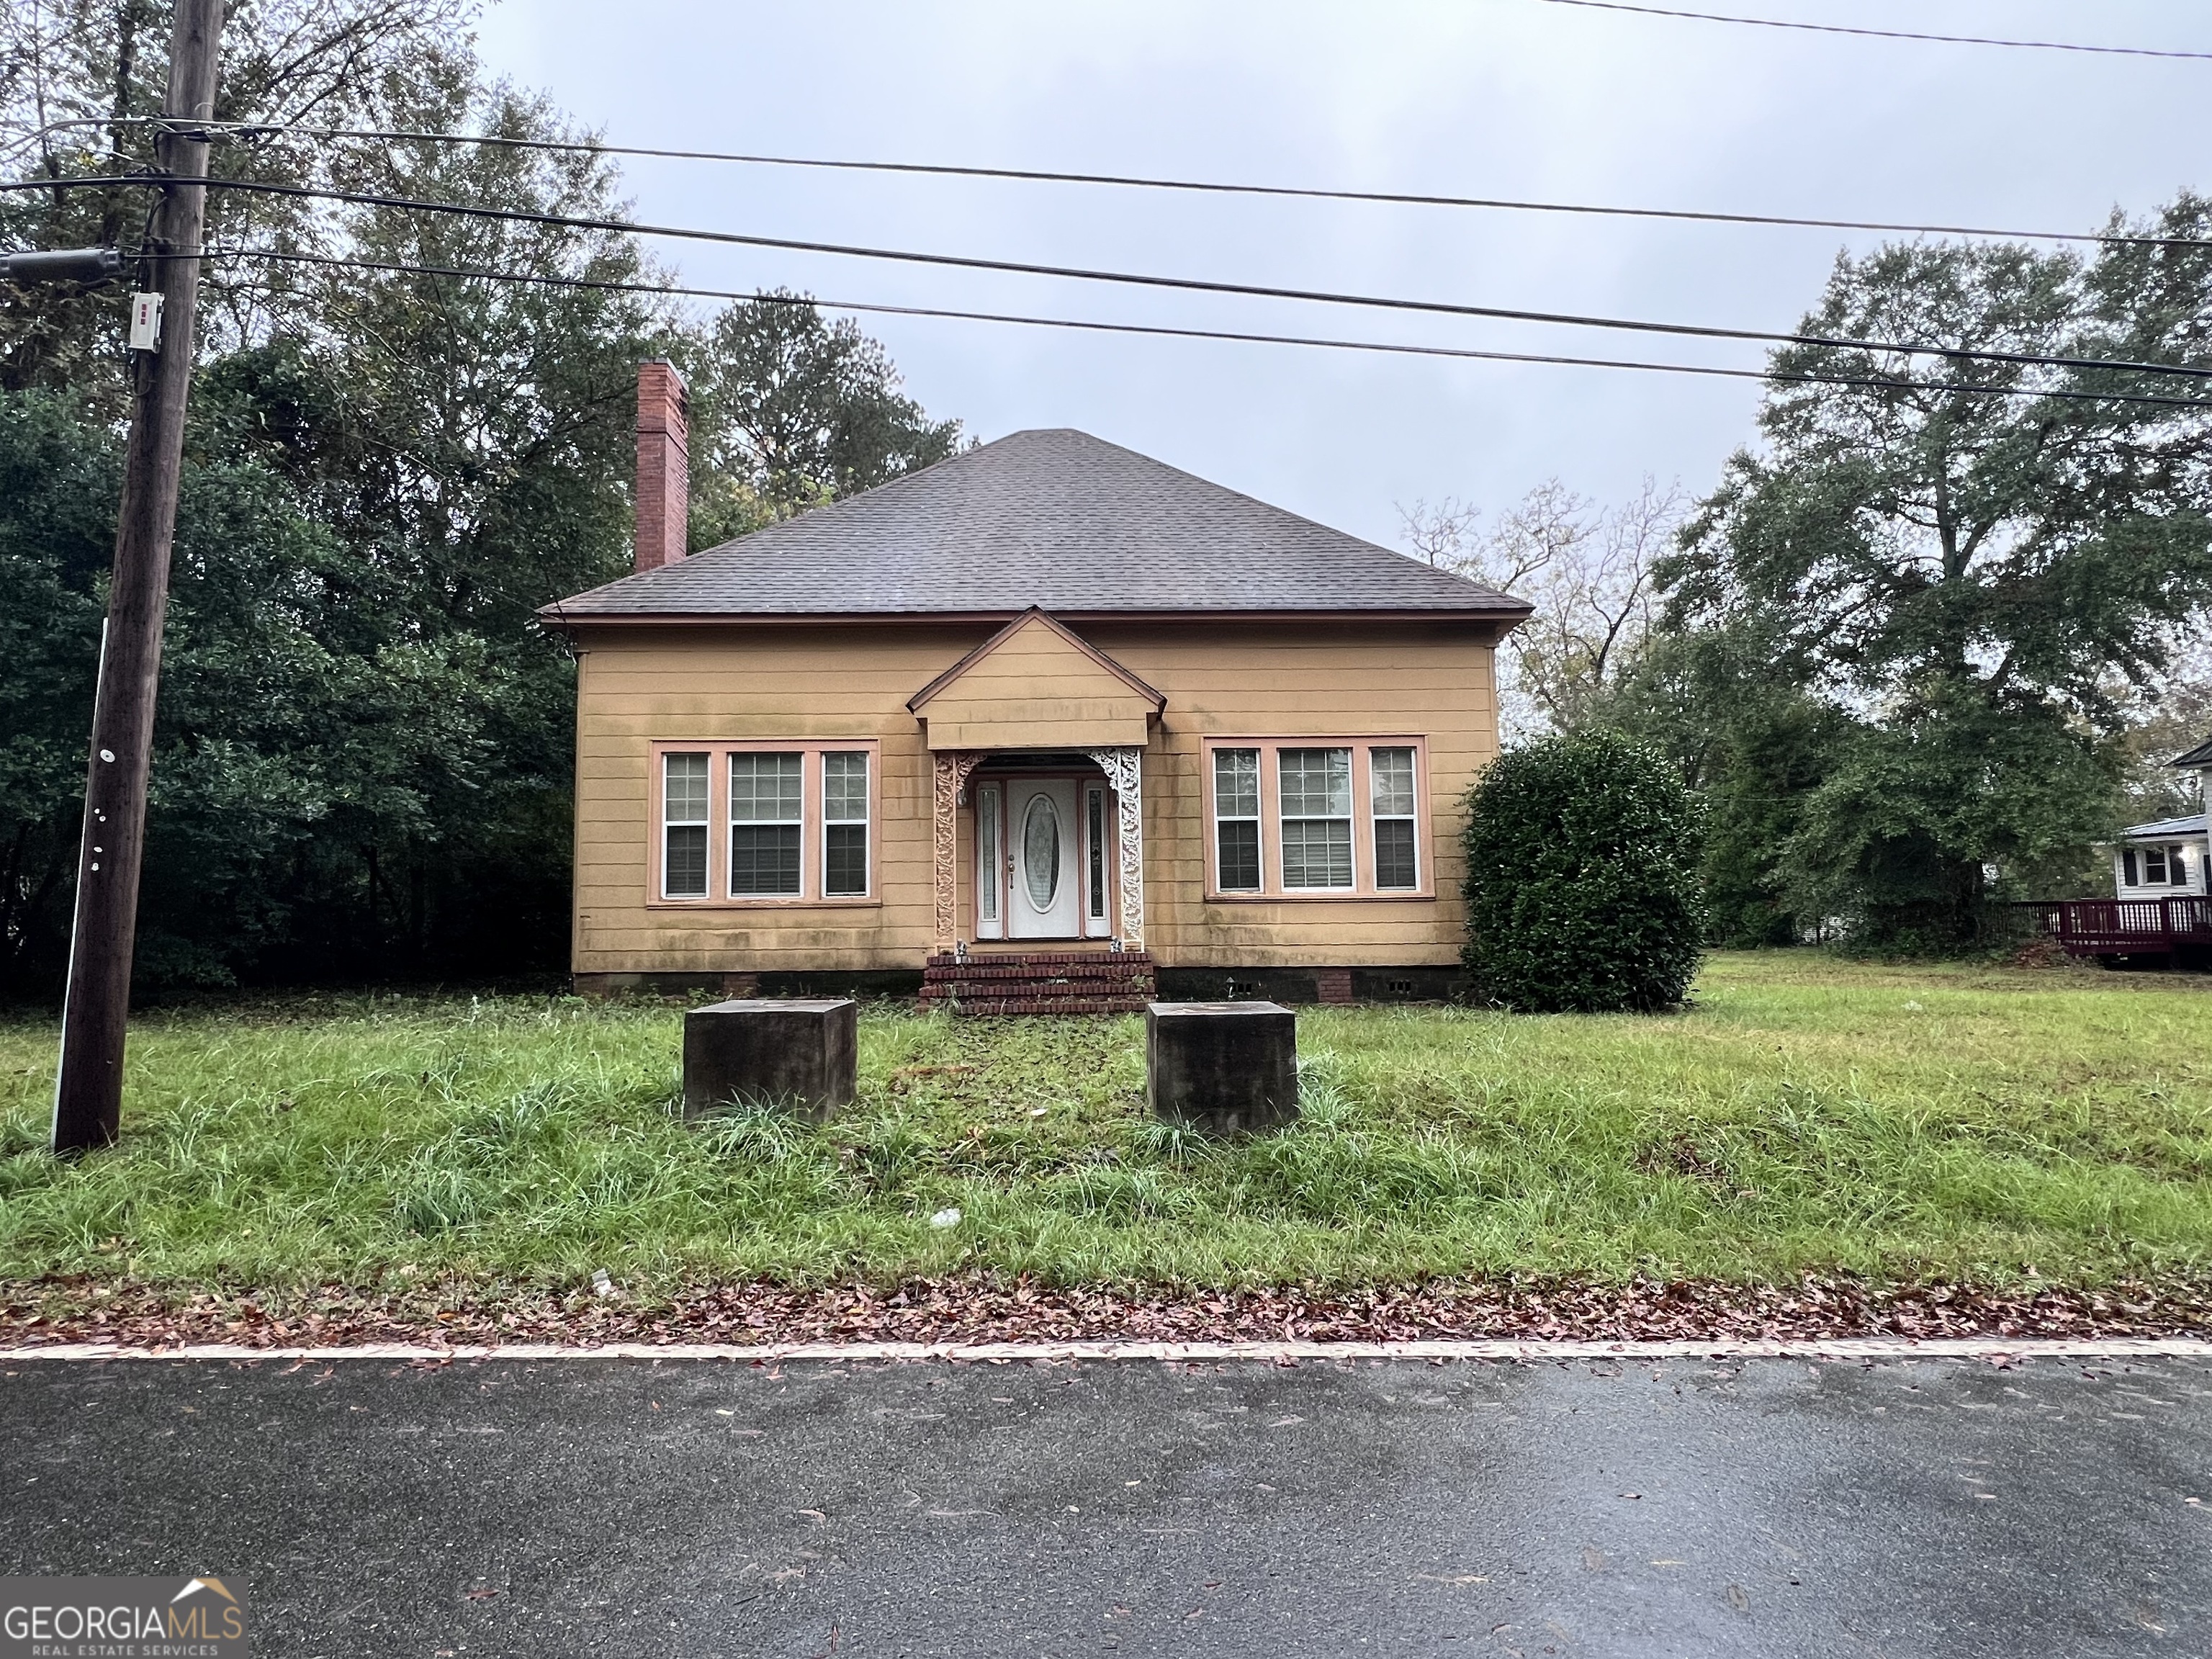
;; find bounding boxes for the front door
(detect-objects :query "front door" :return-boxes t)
[1007,778,1082,939]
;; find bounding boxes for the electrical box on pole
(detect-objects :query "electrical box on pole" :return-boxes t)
[127,293,163,352]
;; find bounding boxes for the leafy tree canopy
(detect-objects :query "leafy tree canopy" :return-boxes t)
[0,5,963,994]
[1651,204,2212,948]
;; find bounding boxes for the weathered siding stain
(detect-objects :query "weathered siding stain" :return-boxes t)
[571,619,1499,973]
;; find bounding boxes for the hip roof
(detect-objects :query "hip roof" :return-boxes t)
[545,428,1529,621]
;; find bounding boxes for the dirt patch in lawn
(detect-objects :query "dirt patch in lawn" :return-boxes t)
[6,1273,2209,1348]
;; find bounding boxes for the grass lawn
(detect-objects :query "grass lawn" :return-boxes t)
[3,951,2211,1298]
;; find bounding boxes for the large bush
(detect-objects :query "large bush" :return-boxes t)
[1461,731,1707,1012]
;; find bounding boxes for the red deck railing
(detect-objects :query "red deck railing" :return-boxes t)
[2018,896,2212,956]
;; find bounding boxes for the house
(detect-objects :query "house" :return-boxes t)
[539,363,1529,1007]
[2111,736,2212,899]
[2026,734,2212,967]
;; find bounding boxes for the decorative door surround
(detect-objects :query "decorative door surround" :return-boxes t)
[1085,747,1145,950]
[933,747,1146,953]
[931,751,984,953]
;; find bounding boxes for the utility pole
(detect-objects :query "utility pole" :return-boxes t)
[50,0,225,1155]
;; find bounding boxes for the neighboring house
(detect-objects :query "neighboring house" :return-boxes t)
[2112,737,2212,899]
[2028,733,2212,967]
[539,363,1529,1007]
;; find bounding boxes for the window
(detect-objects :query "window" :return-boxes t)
[1280,747,1354,890]
[2172,845,2192,888]
[2144,846,2170,886]
[977,782,1001,928]
[1214,748,1262,892]
[648,740,878,904]
[1087,783,1109,926]
[824,752,869,896]
[1204,738,1431,899]
[2124,848,2140,886]
[729,752,803,896]
[1371,747,1419,890]
[662,752,709,898]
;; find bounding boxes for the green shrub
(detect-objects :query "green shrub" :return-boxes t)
[1462,730,1707,1012]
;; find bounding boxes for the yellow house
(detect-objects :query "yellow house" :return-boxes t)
[541,364,1529,1008]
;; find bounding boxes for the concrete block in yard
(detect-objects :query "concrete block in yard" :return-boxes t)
[683,998,857,1121]
[1146,1001,1298,1136]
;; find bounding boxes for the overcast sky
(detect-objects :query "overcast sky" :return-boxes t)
[472,0,2208,552]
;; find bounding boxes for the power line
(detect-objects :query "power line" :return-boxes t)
[1539,0,2212,60]
[41,172,2208,385]
[11,114,2205,250]
[186,242,2212,412]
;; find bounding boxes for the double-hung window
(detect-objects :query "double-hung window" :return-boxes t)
[1205,738,1431,899]
[2132,844,2188,888]
[823,752,871,897]
[1279,748,1354,890]
[1213,747,1262,892]
[650,740,878,904]
[729,752,804,896]
[662,752,710,899]
[1371,747,1419,890]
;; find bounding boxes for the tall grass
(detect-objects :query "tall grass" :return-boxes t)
[1,955,2209,1292]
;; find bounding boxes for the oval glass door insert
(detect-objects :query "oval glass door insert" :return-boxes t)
[1021,791,1061,912]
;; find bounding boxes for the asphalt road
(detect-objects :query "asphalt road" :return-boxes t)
[6,1352,2210,1657]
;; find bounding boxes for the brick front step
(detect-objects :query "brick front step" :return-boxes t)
[921,976,1154,999]
[925,950,1154,970]
[920,950,1157,1016]
[922,970,1154,990]
[944,997,1153,1017]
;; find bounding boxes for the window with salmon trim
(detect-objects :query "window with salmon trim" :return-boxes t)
[1202,737,1434,901]
[647,740,881,906]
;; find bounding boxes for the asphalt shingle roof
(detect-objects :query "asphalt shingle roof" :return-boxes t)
[547,428,1528,619]
[2169,734,2212,769]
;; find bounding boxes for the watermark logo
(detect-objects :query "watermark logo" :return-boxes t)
[1,1576,248,1656]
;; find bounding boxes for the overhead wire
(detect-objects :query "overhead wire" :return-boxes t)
[181,242,2212,413]
[1538,0,2212,60]
[19,171,2206,385]
[8,114,2205,250]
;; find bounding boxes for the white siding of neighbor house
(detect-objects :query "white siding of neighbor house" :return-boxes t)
[2114,839,2211,899]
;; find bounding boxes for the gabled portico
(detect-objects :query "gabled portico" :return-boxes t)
[909,608,1165,958]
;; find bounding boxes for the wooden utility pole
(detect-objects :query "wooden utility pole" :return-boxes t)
[50,0,225,1155]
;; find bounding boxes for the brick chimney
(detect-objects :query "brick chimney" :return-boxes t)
[634,358,689,574]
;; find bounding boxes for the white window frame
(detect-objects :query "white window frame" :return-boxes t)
[1277,746,1357,892]
[1084,781,1112,937]
[728,750,806,899]
[662,751,710,899]
[1370,745,1420,891]
[1212,747,1264,894]
[822,750,871,899]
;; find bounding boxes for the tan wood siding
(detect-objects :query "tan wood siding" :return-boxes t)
[914,612,1158,750]
[570,619,1500,973]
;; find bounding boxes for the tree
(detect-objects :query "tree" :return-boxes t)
[1403,478,1683,739]
[1593,628,1849,947]
[1460,730,1706,1012]
[0,16,966,993]
[0,0,475,400]
[684,291,963,539]
[1658,211,2212,949]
